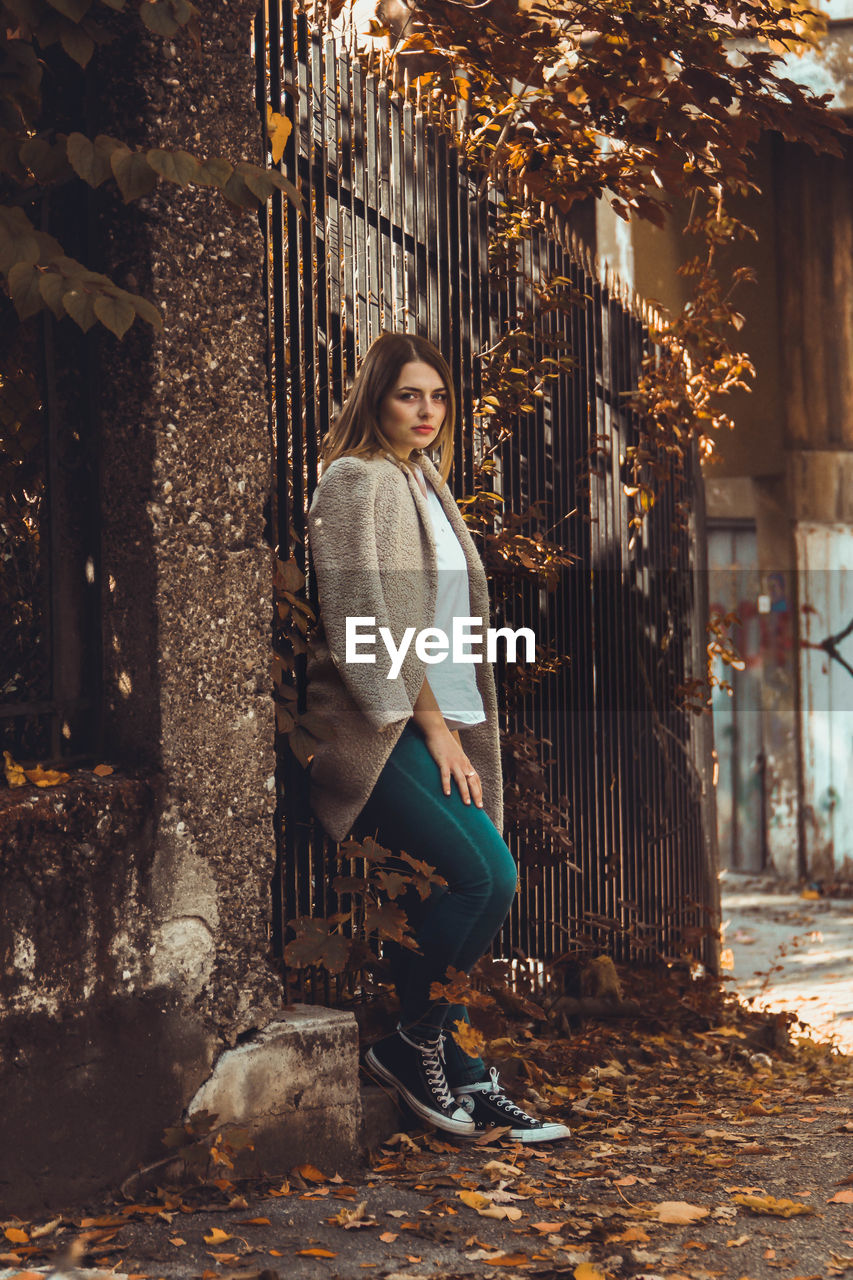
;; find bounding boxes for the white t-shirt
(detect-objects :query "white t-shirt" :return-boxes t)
[415,467,486,730]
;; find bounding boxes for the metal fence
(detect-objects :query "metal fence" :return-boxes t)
[257,3,718,986]
[0,206,101,770]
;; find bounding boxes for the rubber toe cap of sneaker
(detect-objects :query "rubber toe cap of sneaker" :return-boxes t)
[516,1120,571,1142]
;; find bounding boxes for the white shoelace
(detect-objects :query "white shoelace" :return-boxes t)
[457,1066,536,1122]
[397,1027,455,1110]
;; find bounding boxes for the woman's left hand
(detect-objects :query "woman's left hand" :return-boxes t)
[422,724,484,808]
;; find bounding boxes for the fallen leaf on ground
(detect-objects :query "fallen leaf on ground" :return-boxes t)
[828,1190,853,1204]
[296,1247,337,1257]
[379,1231,398,1242]
[293,1164,329,1182]
[649,1201,710,1224]
[203,1228,232,1244]
[732,1194,815,1218]
[574,1264,608,1280]
[458,1190,523,1222]
[612,1225,650,1243]
[29,1218,61,1240]
[332,1201,377,1229]
[484,1160,521,1181]
[4,1229,29,1244]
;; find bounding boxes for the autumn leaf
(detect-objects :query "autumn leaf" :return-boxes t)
[296,1247,337,1257]
[331,1201,376,1229]
[828,1190,853,1204]
[459,1189,491,1212]
[93,763,114,776]
[649,1201,710,1224]
[574,1265,608,1280]
[732,1194,815,1218]
[284,917,351,974]
[22,763,71,787]
[4,1228,29,1244]
[202,1228,232,1244]
[450,1016,487,1058]
[3,750,26,788]
[267,105,293,165]
[615,1226,651,1243]
[458,1189,522,1221]
[293,1163,329,1183]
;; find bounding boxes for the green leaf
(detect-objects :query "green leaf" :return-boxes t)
[239,165,275,202]
[46,0,93,20]
[267,169,303,210]
[62,286,97,332]
[221,170,257,210]
[239,161,302,211]
[8,260,44,320]
[0,205,39,274]
[60,22,95,66]
[139,0,179,35]
[19,136,71,183]
[0,137,28,182]
[93,291,136,338]
[34,229,67,264]
[131,293,163,332]
[110,145,157,201]
[38,271,68,319]
[66,132,119,187]
[171,0,197,23]
[194,156,234,188]
[146,147,202,187]
[287,726,315,769]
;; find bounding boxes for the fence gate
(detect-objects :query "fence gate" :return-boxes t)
[256,2,719,998]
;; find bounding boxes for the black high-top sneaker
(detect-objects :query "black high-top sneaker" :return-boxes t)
[364,1028,476,1136]
[453,1067,571,1142]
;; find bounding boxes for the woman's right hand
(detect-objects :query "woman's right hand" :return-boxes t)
[422,724,484,809]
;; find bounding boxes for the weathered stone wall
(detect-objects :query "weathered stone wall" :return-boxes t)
[0,1,283,1213]
[91,1,281,1025]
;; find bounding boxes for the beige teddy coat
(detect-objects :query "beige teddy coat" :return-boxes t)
[305,451,504,842]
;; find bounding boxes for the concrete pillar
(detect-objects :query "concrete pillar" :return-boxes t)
[0,2,337,1212]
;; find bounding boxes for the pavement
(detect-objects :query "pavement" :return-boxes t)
[2,873,852,1280]
[720,871,853,1053]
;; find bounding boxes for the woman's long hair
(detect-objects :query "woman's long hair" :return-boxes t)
[320,332,456,484]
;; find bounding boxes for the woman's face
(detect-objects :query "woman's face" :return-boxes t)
[378,361,448,461]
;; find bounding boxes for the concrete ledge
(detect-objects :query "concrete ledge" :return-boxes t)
[188,1005,362,1175]
[360,1084,405,1153]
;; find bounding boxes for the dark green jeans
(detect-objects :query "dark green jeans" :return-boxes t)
[355,720,517,1087]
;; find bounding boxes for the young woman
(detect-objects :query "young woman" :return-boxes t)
[305,331,570,1143]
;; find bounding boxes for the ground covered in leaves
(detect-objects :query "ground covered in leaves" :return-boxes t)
[3,969,852,1280]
